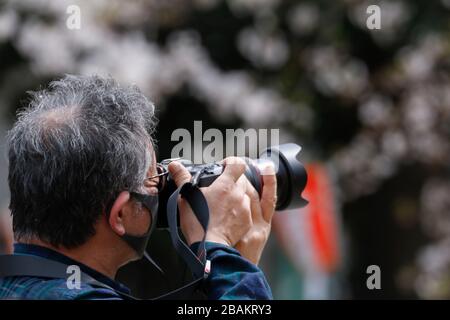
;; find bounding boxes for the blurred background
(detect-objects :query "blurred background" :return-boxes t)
[0,0,449,299]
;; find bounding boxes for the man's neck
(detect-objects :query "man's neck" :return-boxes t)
[21,238,122,279]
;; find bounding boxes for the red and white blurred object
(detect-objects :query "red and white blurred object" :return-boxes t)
[272,163,342,297]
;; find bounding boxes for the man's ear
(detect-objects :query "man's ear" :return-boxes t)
[108,191,134,236]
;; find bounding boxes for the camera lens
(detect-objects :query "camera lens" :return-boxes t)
[254,143,308,210]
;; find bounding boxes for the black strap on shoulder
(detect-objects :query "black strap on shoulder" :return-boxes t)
[0,182,211,300]
[0,254,137,300]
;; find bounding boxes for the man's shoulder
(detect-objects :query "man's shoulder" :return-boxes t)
[0,276,123,300]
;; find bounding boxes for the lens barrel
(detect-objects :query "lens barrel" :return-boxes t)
[257,143,308,210]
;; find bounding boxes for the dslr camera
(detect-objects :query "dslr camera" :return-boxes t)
[155,143,308,228]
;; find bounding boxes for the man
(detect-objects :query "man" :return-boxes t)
[0,74,277,300]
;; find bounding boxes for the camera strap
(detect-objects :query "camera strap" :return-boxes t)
[155,182,210,299]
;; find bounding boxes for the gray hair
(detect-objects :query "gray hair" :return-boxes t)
[7,74,157,248]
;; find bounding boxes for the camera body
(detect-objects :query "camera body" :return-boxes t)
[156,143,308,228]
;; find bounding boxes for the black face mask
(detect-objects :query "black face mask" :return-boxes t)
[121,192,158,258]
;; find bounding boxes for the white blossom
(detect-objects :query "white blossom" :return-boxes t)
[288,3,319,36]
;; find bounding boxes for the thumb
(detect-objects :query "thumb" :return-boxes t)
[168,161,192,187]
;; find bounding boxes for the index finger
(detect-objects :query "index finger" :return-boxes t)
[217,157,246,184]
[168,161,192,187]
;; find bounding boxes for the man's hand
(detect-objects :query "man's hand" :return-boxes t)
[235,163,277,265]
[168,157,252,247]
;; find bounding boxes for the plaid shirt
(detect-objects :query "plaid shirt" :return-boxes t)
[0,243,272,300]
